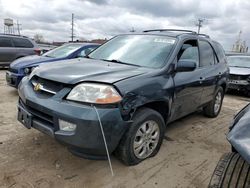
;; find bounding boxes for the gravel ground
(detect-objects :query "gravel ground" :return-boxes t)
[0,69,249,188]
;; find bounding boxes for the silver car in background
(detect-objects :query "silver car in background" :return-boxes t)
[0,34,40,67]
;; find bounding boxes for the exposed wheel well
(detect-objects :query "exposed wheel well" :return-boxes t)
[140,101,169,123]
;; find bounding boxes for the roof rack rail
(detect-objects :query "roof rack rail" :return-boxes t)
[0,33,28,38]
[143,29,197,34]
[198,34,210,38]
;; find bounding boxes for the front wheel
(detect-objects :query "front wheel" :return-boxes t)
[115,108,165,166]
[203,86,224,118]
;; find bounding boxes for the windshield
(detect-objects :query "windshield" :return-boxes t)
[88,35,176,68]
[227,56,250,68]
[42,43,82,58]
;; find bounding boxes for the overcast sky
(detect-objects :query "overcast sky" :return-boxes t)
[0,0,249,50]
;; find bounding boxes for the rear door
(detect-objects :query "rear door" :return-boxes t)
[198,40,222,104]
[12,38,35,57]
[0,36,16,65]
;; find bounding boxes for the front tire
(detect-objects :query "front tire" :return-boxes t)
[116,108,165,166]
[203,86,224,118]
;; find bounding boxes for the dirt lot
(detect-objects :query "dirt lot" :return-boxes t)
[0,70,249,188]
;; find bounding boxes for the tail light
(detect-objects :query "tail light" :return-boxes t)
[34,49,41,56]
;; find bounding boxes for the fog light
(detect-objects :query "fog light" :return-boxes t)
[59,119,76,131]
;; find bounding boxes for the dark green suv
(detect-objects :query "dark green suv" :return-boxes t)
[17,29,229,165]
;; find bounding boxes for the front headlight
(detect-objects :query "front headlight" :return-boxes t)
[66,83,122,104]
[24,67,37,75]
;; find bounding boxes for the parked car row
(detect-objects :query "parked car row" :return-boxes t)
[6,42,100,88]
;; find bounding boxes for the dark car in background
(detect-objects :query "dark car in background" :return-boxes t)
[6,43,99,88]
[17,29,228,165]
[209,103,250,187]
[227,56,250,96]
[0,34,40,67]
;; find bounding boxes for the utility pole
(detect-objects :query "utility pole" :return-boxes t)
[71,13,75,42]
[196,18,205,34]
[16,20,21,35]
[130,27,135,32]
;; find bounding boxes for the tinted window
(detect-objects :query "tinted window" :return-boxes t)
[213,42,226,62]
[0,37,13,47]
[89,35,176,68]
[12,38,34,48]
[199,40,215,67]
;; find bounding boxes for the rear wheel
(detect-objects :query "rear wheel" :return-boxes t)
[209,152,250,188]
[115,108,165,166]
[203,86,224,118]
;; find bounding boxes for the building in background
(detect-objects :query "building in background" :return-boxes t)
[232,31,249,53]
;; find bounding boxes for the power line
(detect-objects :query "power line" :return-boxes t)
[71,13,75,42]
[196,18,205,34]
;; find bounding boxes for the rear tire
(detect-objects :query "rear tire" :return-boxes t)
[203,86,224,118]
[115,107,165,166]
[208,152,250,188]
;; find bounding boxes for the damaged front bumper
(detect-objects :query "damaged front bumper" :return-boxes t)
[228,79,250,91]
[227,103,250,163]
[17,77,129,159]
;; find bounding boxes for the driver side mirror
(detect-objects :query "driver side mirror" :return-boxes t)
[176,60,196,72]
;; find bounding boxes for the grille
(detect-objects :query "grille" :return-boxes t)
[8,67,18,74]
[31,76,65,95]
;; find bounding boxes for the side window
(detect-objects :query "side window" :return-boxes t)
[178,40,199,67]
[199,40,215,67]
[0,37,13,47]
[213,42,226,63]
[12,38,34,48]
[78,47,96,57]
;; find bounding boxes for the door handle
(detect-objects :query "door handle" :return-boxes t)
[200,77,205,81]
[199,77,205,84]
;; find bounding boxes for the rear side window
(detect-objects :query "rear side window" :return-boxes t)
[0,37,13,47]
[213,42,226,63]
[12,38,34,48]
[199,40,215,67]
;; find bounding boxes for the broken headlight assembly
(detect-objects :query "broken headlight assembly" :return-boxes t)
[67,83,122,104]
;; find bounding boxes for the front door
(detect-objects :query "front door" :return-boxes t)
[170,39,203,121]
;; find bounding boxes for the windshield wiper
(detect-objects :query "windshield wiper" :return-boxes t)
[84,55,92,59]
[44,55,53,58]
[101,59,141,67]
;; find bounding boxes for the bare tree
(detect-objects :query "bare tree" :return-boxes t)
[33,34,45,43]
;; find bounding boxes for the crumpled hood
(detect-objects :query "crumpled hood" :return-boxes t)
[31,58,149,84]
[229,66,250,76]
[10,55,57,68]
[227,103,250,163]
